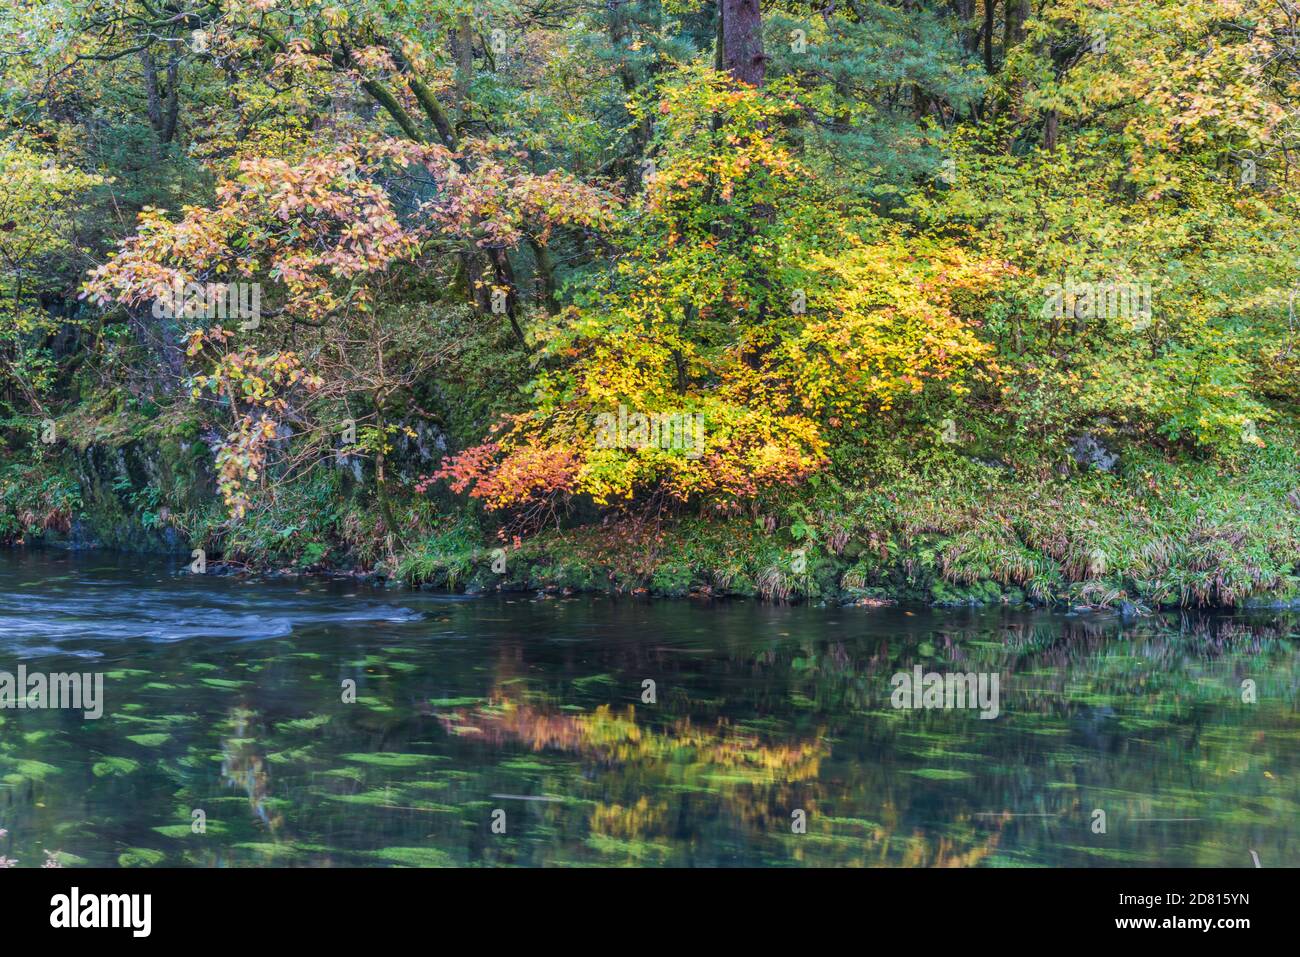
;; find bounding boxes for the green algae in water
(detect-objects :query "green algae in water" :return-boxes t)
[366,847,455,867]
[153,821,229,838]
[92,756,141,777]
[1,758,62,780]
[48,851,90,866]
[198,677,250,690]
[1,550,1298,868]
[342,753,446,768]
[266,746,318,765]
[276,714,332,732]
[232,843,303,861]
[908,768,971,780]
[118,848,167,867]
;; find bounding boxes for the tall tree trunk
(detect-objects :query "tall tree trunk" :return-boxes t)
[1002,0,1032,143]
[489,247,528,348]
[160,50,180,144]
[372,404,404,552]
[719,0,766,87]
[140,49,161,133]
[983,0,996,73]
[453,15,474,126]
[1044,109,1059,150]
[1004,0,1029,49]
[611,3,651,194]
[527,237,560,315]
[139,48,180,145]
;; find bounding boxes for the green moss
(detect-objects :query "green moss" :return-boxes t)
[366,846,455,867]
[118,847,167,867]
[92,756,141,777]
[13,385,1300,612]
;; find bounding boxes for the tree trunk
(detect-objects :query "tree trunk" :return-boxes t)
[453,15,474,126]
[719,0,766,87]
[952,0,979,57]
[983,0,996,73]
[489,247,528,348]
[1005,0,1030,49]
[161,51,180,144]
[527,237,560,315]
[372,406,404,552]
[138,45,182,145]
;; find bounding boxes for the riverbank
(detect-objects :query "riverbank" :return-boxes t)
[392,453,1300,611]
[8,424,1300,612]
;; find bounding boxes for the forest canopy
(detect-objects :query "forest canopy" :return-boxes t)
[2,1,1299,607]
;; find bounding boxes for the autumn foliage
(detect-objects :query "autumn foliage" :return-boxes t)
[2,0,1298,565]
[433,68,1003,513]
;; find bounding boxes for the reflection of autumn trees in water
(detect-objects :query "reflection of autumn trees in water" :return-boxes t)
[440,694,1015,866]
[220,706,283,835]
[438,683,1013,866]
[424,614,1294,866]
[39,604,1282,868]
[440,699,825,782]
[0,563,1291,867]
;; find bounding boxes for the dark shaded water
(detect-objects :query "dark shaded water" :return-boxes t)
[0,549,1296,867]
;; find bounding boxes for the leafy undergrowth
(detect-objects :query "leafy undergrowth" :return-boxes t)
[397,439,1300,610]
[0,460,81,545]
[14,417,1300,611]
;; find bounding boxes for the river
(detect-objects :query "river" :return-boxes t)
[0,549,1295,867]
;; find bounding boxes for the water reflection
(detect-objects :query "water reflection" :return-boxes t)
[0,550,1294,867]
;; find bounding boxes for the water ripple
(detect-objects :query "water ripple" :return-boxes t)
[0,586,423,650]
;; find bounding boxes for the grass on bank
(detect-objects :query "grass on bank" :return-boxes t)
[7,414,1300,610]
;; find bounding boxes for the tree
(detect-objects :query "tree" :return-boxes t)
[432,66,1001,521]
[0,136,103,423]
[719,0,767,87]
[81,132,615,529]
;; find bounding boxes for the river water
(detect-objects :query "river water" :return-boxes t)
[0,549,1295,867]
